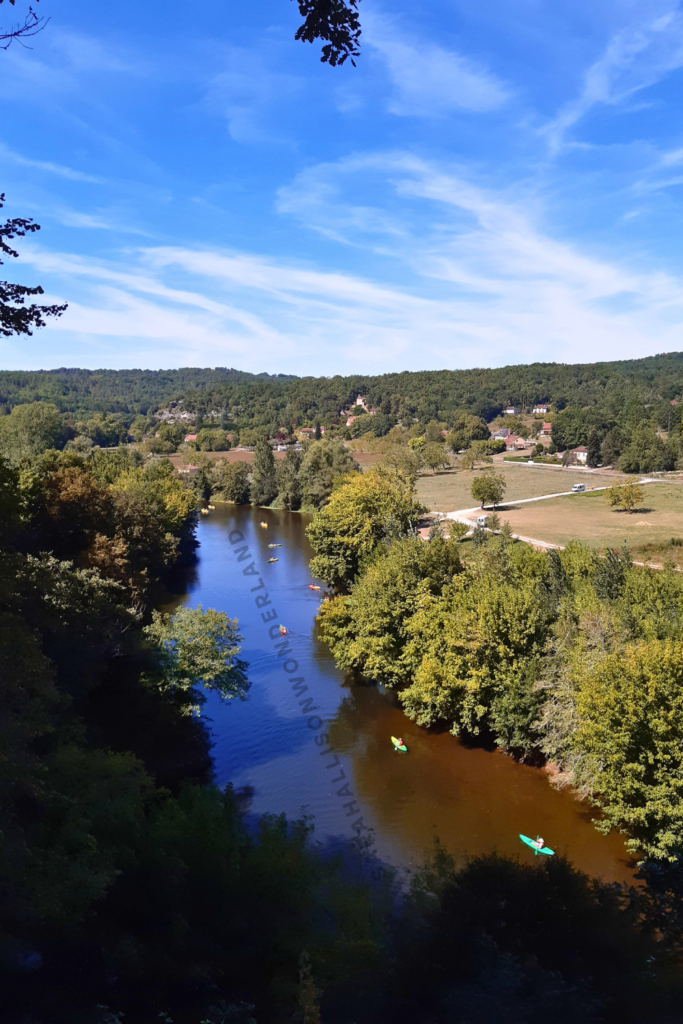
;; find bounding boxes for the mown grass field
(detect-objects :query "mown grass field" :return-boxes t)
[416,464,619,512]
[497,483,683,560]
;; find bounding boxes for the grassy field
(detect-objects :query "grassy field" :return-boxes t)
[416,464,619,512]
[495,483,683,560]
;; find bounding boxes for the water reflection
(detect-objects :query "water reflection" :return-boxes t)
[169,503,637,884]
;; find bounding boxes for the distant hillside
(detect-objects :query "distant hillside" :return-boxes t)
[1,353,682,427]
[0,367,297,418]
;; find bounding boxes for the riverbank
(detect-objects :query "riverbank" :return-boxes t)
[169,504,640,883]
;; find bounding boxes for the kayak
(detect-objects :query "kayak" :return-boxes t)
[308,584,321,590]
[200,508,209,515]
[519,834,555,856]
[391,736,408,752]
[267,557,278,563]
[207,504,215,510]
[268,543,281,548]
[278,625,288,635]
[260,522,268,529]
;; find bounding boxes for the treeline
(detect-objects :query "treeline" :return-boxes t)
[3,351,683,434]
[311,470,683,863]
[189,436,360,511]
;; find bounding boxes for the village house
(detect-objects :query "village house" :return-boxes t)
[570,446,588,465]
[533,404,549,415]
[184,433,198,442]
[178,464,199,477]
[504,434,527,450]
[539,422,552,437]
[492,427,510,439]
[504,406,519,416]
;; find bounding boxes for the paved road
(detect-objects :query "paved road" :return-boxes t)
[443,484,612,526]
[441,478,655,554]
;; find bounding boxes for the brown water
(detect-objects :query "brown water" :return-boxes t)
[169,503,637,883]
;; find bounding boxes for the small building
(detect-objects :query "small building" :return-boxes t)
[533,404,549,415]
[178,464,199,477]
[540,422,552,437]
[299,427,316,437]
[346,416,357,427]
[493,427,510,440]
[504,434,521,450]
[571,446,588,465]
[672,399,680,406]
[504,406,519,416]
[514,437,527,450]
[184,434,198,442]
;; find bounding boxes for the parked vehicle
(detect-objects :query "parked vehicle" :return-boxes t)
[571,483,586,492]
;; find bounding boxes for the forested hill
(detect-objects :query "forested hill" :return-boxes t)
[1,351,683,424]
[0,367,296,418]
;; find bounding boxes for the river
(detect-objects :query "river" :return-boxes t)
[167,504,637,884]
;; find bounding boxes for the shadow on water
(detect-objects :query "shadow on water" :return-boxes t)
[168,502,639,885]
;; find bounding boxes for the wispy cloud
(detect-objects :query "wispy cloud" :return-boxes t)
[0,142,104,183]
[204,47,303,144]
[545,5,683,152]
[364,14,511,117]
[12,153,683,373]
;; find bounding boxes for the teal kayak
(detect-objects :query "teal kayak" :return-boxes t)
[519,834,555,856]
[391,736,408,752]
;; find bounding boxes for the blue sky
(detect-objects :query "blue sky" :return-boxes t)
[3,0,683,374]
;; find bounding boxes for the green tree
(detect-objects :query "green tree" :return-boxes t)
[0,401,64,463]
[445,413,489,452]
[307,468,424,589]
[399,557,550,737]
[214,460,251,503]
[471,472,506,508]
[299,437,358,509]
[277,445,303,510]
[422,441,449,474]
[197,427,230,451]
[144,605,249,714]
[448,520,469,542]
[587,429,601,468]
[424,419,445,443]
[317,536,462,685]
[250,437,277,506]
[460,441,493,469]
[605,482,645,513]
[572,640,683,860]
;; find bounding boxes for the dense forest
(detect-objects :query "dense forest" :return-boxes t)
[2,351,682,426]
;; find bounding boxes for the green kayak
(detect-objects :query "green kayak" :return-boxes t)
[519,834,555,856]
[391,736,408,752]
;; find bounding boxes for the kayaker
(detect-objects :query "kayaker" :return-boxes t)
[534,836,545,851]
[396,737,404,750]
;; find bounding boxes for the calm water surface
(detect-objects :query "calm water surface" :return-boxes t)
[170,504,637,883]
